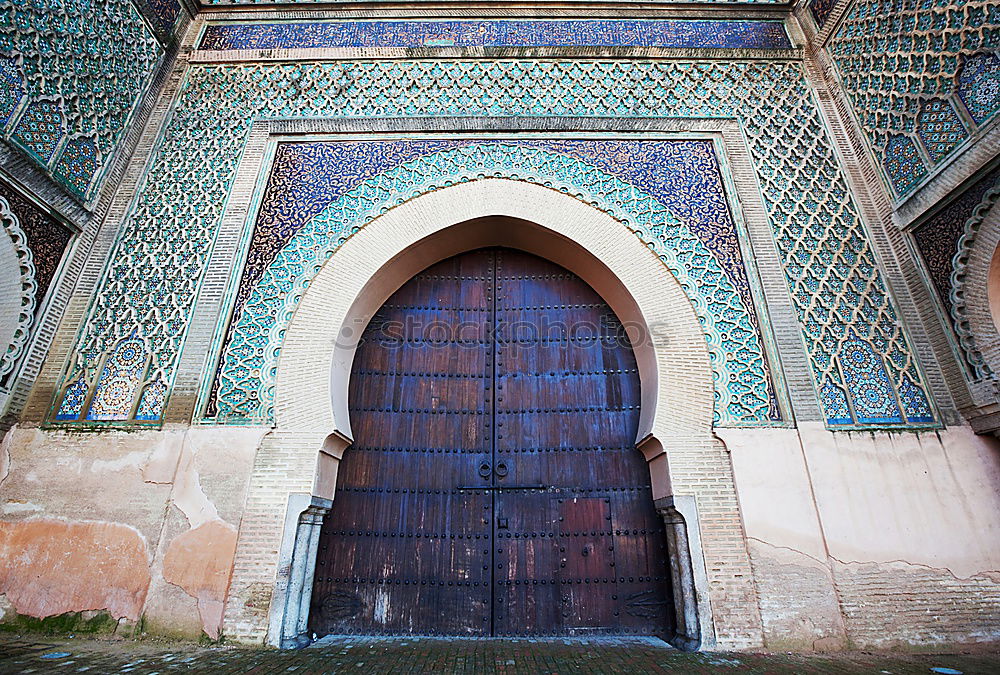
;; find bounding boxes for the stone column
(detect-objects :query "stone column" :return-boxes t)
[270,495,331,649]
[656,496,712,651]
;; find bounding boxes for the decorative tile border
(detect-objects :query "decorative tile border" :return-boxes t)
[198,19,793,51]
[48,58,937,429]
[205,138,784,426]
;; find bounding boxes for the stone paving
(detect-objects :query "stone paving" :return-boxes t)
[0,634,999,674]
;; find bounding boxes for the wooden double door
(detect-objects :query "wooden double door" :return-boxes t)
[309,248,673,637]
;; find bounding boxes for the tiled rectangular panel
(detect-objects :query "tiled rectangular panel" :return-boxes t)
[198,19,793,51]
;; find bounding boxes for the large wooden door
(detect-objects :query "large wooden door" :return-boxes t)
[309,248,672,637]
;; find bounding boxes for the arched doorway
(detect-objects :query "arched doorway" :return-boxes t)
[308,247,673,637]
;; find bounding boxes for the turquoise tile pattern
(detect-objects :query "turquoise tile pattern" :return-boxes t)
[207,140,783,425]
[827,0,999,198]
[51,59,936,428]
[0,0,162,201]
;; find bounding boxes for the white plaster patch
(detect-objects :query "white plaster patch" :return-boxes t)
[0,427,11,487]
[1,500,44,515]
[142,435,182,484]
[170,433,219,529]
[91,450,148,474]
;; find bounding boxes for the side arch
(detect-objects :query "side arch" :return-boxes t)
[0,195,38,383]
[950,182,1000,379]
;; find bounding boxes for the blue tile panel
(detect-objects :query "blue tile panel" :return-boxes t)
[0,0,162,202]
[145,0,181,35]
[838,332,905,424]
[828,0,1000,199]
[809,0,840,29]
[49,59,936,429]
[916,98,969,163]
[198,19,793,51]
[205,139,783,425]
[883,134,929,196]
[957,52,1000,125]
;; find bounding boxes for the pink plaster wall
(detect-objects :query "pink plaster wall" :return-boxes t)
[0,427,264,639]
[721,424,1000,648]
[0,518,150,620]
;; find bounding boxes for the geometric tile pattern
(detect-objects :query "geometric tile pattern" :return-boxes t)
[916,98,969,163]
[52,58,935,427]
[84,334,149,421]
[958,52,1000,124]
[0,54,22,126]
[53,135,100,198]
[882,134,929,196]
[838,331,905,424]
[11,99,64,162]
[208,140,783,425]
[828,0,1000,197]
[198,19,793,51]
[0,0,162,201]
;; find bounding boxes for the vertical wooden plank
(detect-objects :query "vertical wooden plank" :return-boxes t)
[311,247,672,638]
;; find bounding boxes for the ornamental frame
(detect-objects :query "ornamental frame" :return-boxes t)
[0,195,38,383]
[949,181,1000,383]
[41,44,943,431]
[189,120,803,430]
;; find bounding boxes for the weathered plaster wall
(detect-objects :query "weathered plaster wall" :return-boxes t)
[721,424,1000,649]
[0,426,265,639]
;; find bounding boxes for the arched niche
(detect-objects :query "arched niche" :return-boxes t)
[951,189,1000,382]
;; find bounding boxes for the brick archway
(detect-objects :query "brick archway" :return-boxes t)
[225,179,760,651]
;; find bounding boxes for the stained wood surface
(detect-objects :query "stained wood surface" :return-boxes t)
[309,248,672,637]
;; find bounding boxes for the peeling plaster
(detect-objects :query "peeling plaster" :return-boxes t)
[91,450,150,474]
[162,519,238,639]
[0,518,151,621]
[170,435,219,529]
[142,436,181,485]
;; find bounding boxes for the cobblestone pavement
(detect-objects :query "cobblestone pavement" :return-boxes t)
[1,634,999,674]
